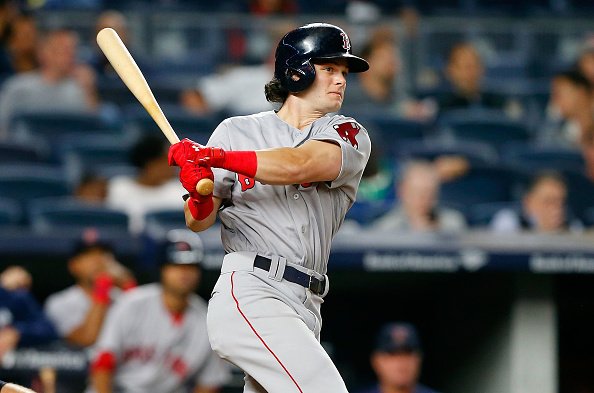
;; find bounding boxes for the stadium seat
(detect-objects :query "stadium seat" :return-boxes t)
[438,109,531,151]
[345,199,395,227]
[144,208,187,236]
[0,165,71,211]
[28,197,129,234]
[396,140,499,166]
[0,197,22,227]
[58,136,134,184]
[0,141,48,164]
[557,170,594,221]
[502,145,585,173]
[356,114,431,155]
[439,165,523,207]
[466,201,522,227]
[123,105,218,142]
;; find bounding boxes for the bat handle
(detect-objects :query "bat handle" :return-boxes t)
[196,178,214,196]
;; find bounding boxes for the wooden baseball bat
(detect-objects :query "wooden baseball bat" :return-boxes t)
[96,28,213,196]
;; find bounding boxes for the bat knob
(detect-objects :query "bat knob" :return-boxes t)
[196,178,214,196]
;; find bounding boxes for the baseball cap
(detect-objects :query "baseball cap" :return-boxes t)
[161,229,204,266]
[71,228,113,258]
[374,322,422,353]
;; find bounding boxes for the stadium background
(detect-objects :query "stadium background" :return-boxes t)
[1,0,594,392]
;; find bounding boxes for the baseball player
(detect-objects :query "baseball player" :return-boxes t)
[168,23,371,392]
[0,381,36,393]
[90,229,230,393]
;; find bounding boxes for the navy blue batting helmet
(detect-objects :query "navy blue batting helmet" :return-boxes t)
[274,23,369,93]
[159,229,204,267]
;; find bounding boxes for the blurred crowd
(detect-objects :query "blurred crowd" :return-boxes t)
[1,0,594,391]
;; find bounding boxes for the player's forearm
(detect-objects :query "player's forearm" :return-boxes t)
[185,200,217,232]
[65,303,109,347]
[254,143,341,185]
[0,382,37,393]
[91,370,113,393]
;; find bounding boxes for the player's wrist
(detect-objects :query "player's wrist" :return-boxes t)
[216,150,258,178]
[187,194,214,221]
[92,274,114,305]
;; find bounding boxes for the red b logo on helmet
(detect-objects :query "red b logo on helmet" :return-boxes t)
[340,32,351,51]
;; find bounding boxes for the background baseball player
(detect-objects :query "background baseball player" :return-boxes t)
[168,23,371,392]
[89,229,230,393]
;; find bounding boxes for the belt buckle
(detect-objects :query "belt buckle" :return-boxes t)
[308,275,322,295]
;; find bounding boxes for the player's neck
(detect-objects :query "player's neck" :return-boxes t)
[161,291,188,314]
[277,98,325,131]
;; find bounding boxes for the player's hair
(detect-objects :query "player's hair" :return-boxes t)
[264,77,289,103]
[130,135,168,169]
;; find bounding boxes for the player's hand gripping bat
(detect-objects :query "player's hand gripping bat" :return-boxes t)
[96,28,214,196]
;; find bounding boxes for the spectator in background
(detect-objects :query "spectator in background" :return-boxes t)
[0,267,57,361]
[372,161,466,232]
[0,265,32,291]
[90,230,230,393]
[357,322,441,393]
[432,42,519,117]
[44,232,136,348]
[341,28,435,121]
[490,171,582,234]
[73,172,108,204]
[0,28,99,137]
[576,34,594,87]
[0,13,38,79]
[540,70,594,148]
[106,135,184,234]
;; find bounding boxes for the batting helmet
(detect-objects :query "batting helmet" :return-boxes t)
[274,23,369,93]
[160,229,204,266]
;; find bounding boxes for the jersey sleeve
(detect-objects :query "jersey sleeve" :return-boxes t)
[206,119,235,200]
[44,292,86,337]
[194,350,231,388]
[310,117,371,201]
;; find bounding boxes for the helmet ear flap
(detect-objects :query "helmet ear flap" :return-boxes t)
[282,61,316,92]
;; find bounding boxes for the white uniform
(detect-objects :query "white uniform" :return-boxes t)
[206,111,371,392]
[92,284,230,393]
[45,285,92,338]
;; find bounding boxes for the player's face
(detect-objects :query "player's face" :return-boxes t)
[302,61,349,113]
[161,264,200,296]
[69,249,113,285]
[371,352,422,389]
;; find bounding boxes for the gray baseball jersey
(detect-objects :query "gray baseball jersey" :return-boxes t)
[44,285,91,337]
[92,284,230,393]
[208,110,371,275]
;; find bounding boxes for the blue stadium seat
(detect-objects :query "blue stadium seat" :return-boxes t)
[29,197,129,234]
[439,165,523,206]
[396,140,499,166]
[466,201,521,227]
[0,197,22,227]
[357,115,431,155]
[558,170,594,221]
[0,165,71,211]
[582,207,594,227]
[345,199,394,227]
[58,136,134,184]
[439,109,531,150]
[123,106,218,141]
[144,208,187,236]
[502,145,585,173]
[0,142,48,164]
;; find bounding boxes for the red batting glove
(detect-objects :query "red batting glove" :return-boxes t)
[179,162,215,220]
[93,273,114,305]
[168,138,225,167]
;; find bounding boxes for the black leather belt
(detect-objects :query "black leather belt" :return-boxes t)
[254,255,326,296]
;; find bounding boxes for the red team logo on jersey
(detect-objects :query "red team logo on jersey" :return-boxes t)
[334,122,360,149]
[238,174,255,192]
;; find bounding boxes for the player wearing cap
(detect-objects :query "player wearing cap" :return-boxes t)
[168,23,371,392]
[44,233,136,348]
[90,230,230,393]
[358,322,442,393]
